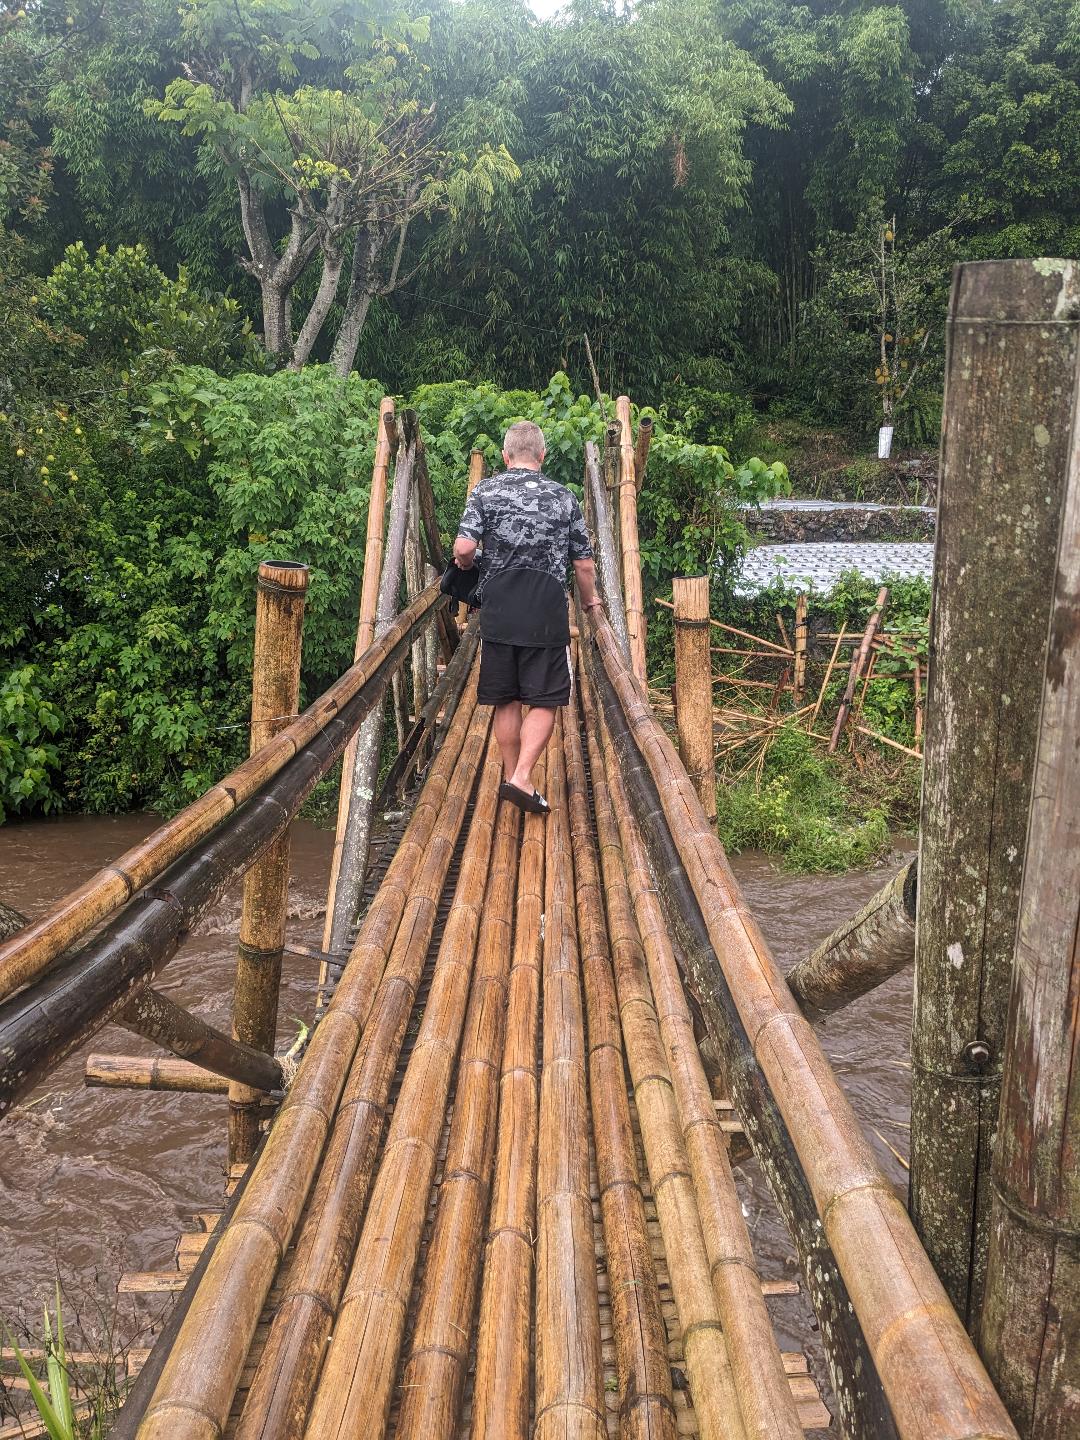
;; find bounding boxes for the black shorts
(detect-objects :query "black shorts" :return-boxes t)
[477,641,572,708]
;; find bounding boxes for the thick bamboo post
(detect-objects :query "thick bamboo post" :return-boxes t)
[911,259,1080,1329]
[786,859,917,1021]
[118,987,283,1093]
[85,1054,229,1094]
[829,587,887,752]
[583,441,631,661]
[583,672,801,1440]
[471,752,546,1440]
[585,607,1020,1440]
[634,414,654,489]
[136,677,481,1440]
[793,593,808,702]
[673,575,716,822]
[458,448,486,627]
[322,398,394,955]
[617,395,647,681]
[561,691,676,1440]
[229,560,308,1167]
[978,393,1080,1438]
[325,426,416,957]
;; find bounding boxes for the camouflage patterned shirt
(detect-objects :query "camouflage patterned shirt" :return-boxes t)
[457,467,593,646]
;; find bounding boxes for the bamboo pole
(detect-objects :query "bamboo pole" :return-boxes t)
[828,587,888,752]
[654,599,793,656]
[809,625,846,732]
[605,421,623,581]
[979,403,1080,1437]
[134,675,481,1440]
[458,448,486,627]
[471,751,546,1440]
[584,440,631,661]
[673,575,717,822]
[406,411,458,665]
[583,670,801,1440]
[532,714,607,1440]
[585,606,1020,1440]
[117,987,283,1094]
[325,425,417,958]
[561,688,676,1440]
[912,261,1080,1331]
[85,1054,229,1094]
[793,594,808,703]
[321,398,394,957]
[786,859,917,1021]
[395,771,524,1440]
[617,395,647,682]
[912,660,923,743]
[233,693,491,1440]
[229,560,308,1167]
[634,414,654,489]
[304,733,507,1438]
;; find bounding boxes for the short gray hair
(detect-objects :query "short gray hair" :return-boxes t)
[503,419,546,463]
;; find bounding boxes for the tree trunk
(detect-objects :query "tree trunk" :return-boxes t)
[289,246,345,370]
[330,228,379,377]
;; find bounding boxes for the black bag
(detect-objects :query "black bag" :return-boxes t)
[439,556,482,608]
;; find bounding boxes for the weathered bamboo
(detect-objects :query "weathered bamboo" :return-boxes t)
[531,715,606,1440]
[978,367,1080,1438]
[584,440,631,661]
[0,900,22,941]
[471,750,546,1440]
[406,411,458,664]
[458,447,486,626]
[85,1054,229,1094]
[233,692,490,1440]
[634,414,654,489]
[653,599,793,657]
[673,575,717,822]
[912,260,1080,1331]
[230,560,308,1166]
[304,732,506,1438]
[793,593,808,702]
[583,670,800,1440]
[786,859,917,1022]
[326,426,417,957]
[809,624,846,732]
[586,607,1020,1440]
[117,987,283,1093]
[395,770,524,1440]
[321,397,395,957]
[829,586,888,752]
[616,396,646,681]
[135,675,482,1440]
[405,486,429,724]
[561,690,676,1440]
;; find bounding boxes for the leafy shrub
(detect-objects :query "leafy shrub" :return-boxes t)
[0,666,64,820]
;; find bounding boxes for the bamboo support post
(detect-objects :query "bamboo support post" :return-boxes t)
[561,689,676,1440]
[786,859,917,1021]
[136,675,482,1440]
[395,769,524,1440]
[828,587,888,753]
[229,560,308,1167]
[471,750,547,1440]
[584,607,1020,1440]
[0,587,444,1118]
[322,398,394,956]
[303,732,506,1440]
[118,987,283,1094]
[458,448,486,626]
[979,403,1080,1437]
[673,575,717,822]
[583,670,802,1440]
[324,424,416,958]
[406,411,458,665]
[634,414,654,489]
[793,593,808,702]
[584,440,631,661]
[616,396,647,681]
[911,260,1080,1331]
[85,1054,229,1094]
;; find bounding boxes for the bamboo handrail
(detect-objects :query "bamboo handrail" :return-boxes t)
[471,750,547,1440]
[303,732,507,1439]
[585,607,1020,1440]
[135,676,482,1440]
[561,686,676,1440]
[617,396,647,681]
[584,439,631,662]
[581,668,804,1440]
[0,582,444,1005]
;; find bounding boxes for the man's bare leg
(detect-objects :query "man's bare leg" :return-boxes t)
[493,701,522,782]
[508,706,556,793]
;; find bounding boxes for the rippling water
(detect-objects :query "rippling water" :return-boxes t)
[0,812,914,1404]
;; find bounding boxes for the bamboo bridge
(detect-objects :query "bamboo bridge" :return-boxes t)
[1,259,1078,1440]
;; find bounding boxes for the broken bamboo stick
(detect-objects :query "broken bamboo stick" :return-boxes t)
[654,599,793,656]
[634,414,654,490]
[85,1054,228,1094]
[829,587,888,753]
[809,625,846,733]
[793,594,808,703]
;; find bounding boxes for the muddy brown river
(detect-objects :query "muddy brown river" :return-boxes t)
[0,812,915,1413]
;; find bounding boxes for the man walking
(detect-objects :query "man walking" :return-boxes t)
[453,419,601,814]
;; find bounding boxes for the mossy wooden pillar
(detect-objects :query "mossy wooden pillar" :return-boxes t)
[911,258,1080,1328]
[229,559,308,1167]
[978,364,1080,1438]
[673,575,716,821]
[616,395,646,682]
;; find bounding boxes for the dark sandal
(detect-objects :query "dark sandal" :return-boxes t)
[499,781,551,816]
